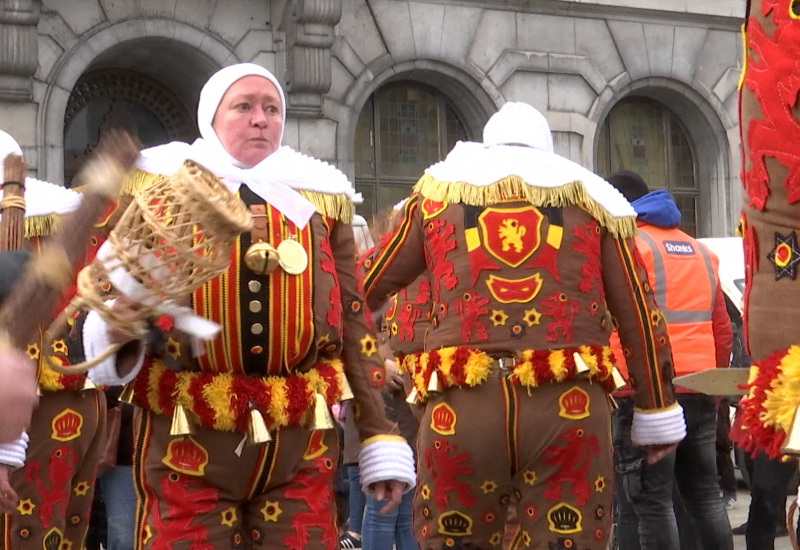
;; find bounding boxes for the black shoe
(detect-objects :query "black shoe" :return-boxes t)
[731,522,748,536]
[775,523,789,538]
[339,532,362,549]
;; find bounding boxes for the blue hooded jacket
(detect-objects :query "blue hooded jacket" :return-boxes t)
[630,189,681,229]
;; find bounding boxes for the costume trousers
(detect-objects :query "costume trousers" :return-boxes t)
[415,377,613,549]
[1,389,105,549]
[133,410,340,550]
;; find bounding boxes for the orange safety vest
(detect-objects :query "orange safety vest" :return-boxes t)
[613,224,719,380]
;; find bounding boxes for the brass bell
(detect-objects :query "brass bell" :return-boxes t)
[337,371,355,402]
[405,386,419,405]
[169,404,194,436]
[573,353,591,377]
[782,403,800,455]
[247,408,273,445]
[118,383,135,405]
[427,371,441,394]
[83,378,97,391]
[310,393,335,430]
[244,241,280,275]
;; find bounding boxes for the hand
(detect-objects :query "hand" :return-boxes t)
[371,479,405,514]
[0,464,18,514]
[0,346,37,443]
[646,443,678,464]
[384,359,404,392]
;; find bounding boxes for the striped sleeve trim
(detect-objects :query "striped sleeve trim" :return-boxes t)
[614,238,668,409]
[362,194,419,296]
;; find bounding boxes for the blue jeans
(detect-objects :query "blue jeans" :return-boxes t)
[362,490,417,550]
[98,465,136,550]
[744,450,798,550]
[347,464,366,534]
[613,394,733,550]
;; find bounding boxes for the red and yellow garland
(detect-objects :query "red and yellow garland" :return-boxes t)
[733,346,800,459]
[403,344,617,401]
[130,357,345,433]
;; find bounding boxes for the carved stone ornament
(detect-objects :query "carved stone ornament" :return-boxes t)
[279,0,342,117]
[0,0,40,101]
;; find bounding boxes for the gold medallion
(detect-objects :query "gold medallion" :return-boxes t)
[244,241,280,275]
[277,239,308,275]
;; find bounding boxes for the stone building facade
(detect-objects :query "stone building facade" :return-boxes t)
[0,0,745,235]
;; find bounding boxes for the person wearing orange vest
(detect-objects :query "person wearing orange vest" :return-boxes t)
[607,170,733,550]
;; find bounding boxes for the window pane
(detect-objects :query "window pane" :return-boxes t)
[597,97,698,231]
[354,97,375,179]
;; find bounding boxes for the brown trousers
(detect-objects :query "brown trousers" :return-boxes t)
[1,389,105,549]
[415,377,613,549]
[133,410,340,550]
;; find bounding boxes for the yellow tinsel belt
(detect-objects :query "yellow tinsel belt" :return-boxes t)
[130,357,344,433]
[38,363,88,392]
[403,344,617,401]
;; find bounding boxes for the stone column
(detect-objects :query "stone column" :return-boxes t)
[280,0,341,118]
[0,0,39,101]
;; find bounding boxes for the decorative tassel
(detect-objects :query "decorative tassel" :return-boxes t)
[169,404,193,436]
[247,408,272,445]
[427,371,441,394]
[782,403,800,456]
[117,383,135,405]
[573,353,590,377]
[82,378,97,391]
[337,371,354,401]
[611,367,627,390]
[405,387,419,405]
[310,393,334,430]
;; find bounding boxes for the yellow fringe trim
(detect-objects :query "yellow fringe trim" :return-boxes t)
[122,169,353,222]
[413,174,637,238]
[295,190,353,223]
[24,214,64,238]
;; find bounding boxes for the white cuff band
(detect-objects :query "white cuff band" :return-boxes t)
[631,404,687,446]
[358,439,416,495]
[85,308,145,386]
[0,432,29,468]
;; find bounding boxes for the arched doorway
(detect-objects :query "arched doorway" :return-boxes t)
[353,82,468,222]
[63,68,197,186]
[596,97,699,236]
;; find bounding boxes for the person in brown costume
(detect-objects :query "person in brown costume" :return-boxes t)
[79,63,415,549]
[361,102,686,550]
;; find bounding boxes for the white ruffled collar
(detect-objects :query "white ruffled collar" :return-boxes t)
[424,141,635,218]
[134,140,355,227]
[0,178,82,218]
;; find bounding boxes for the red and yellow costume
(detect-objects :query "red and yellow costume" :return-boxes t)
[732,0,800,458]
[361,103,685,549]
[0,180,105,550]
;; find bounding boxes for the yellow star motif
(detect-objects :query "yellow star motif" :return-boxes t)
[420,484,431,500]
[523,308,542,327]
[522,531,531,546]
[220,506,238,527]
[73,481,91,496]
[522,469,538,486]
[16,499,35,515]
[650,310,665,327]
[595,475,607,493]
[317,334,331,348]
[359,334,377,357]
[142,525,152,545]
[166,337,181,360]
[26,343,40,360]
[59,541,73,550]
[260,500,283,522]
[480,480,498,494]
[51,339,68,354]
[490,310,509,326]
[489,532,503,546]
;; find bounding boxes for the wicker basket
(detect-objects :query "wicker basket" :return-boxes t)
[44,159,252,373]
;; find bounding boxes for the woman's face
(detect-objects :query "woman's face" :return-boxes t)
[212,75,283,166]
